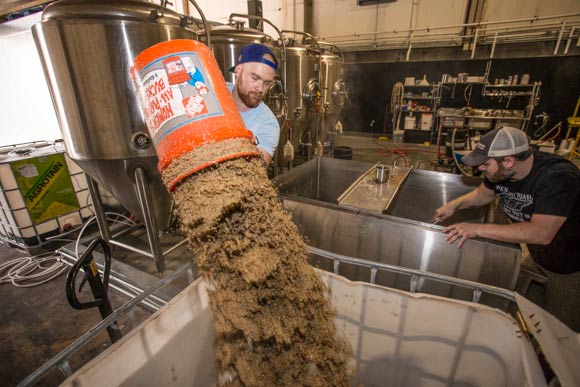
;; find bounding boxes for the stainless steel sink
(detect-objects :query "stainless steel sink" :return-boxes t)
[274,158,487,226]
[472,109,497,117]
[438,108,464,117]
[385,168,487,226]
[495,109,525,118]
[439,108,524,119]
[273,157,521,308]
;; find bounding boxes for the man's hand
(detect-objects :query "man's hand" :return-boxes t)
[434,183,496,223]
[434,202,458,223]
[443,223,481,248]
[258,148,272,166]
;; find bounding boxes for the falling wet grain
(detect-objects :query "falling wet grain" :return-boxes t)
[167,145,350,387]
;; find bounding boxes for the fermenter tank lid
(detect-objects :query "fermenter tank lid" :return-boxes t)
[40,0,184,25]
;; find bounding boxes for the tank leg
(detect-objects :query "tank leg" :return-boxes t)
[86,176,112,241]
[134,167,165,274]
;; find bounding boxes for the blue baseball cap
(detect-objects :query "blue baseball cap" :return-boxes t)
[228,43,278,72]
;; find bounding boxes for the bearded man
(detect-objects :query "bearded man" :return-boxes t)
[434,126,580,331]
[229,43,280,166]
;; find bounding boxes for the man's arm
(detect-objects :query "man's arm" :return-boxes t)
[434,183,496,221]
[258,148,272,166]
[245,104,279,167]
[445,213,566,248]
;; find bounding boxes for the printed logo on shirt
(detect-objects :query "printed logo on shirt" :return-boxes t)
[496,186,533,222]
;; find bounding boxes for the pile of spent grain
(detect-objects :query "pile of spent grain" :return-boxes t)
[168,147,351,387]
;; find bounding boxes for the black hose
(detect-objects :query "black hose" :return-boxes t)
[188,0,210,47]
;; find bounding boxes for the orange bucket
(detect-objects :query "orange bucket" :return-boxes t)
[131,39,260,190]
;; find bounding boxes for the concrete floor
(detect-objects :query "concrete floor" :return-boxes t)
[336,134,453,170]
[335,131,580,170]
[0,226,194,387]
[1,134,578,386]
[0,240,149,387]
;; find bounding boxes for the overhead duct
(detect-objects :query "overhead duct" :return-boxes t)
[247,0,263,31]
[303,0,313,35]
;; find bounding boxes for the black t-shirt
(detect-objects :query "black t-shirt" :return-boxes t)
[483,151,580,274]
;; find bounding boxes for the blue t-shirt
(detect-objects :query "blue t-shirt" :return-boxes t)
[227,83,280,157]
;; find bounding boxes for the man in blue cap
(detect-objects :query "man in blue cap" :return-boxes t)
[229,43,280,166]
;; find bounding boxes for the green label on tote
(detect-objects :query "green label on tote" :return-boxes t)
[11,153,79,224]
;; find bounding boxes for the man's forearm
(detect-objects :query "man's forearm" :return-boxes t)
[445,213,566,248]
[477,213,565,245]
[475,222,542,244]
[452,185,495,210]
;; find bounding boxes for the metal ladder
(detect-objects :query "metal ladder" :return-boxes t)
[564,96,580,160]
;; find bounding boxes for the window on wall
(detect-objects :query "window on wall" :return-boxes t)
[357,0,397,5]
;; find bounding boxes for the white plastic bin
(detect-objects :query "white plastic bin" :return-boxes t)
[0,142,93,247]
[60,270,548,387]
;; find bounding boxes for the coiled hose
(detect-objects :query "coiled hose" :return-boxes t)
[451,127,472,176]
[0,212,136,288]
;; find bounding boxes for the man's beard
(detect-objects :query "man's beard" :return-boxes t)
[238,88,262,108]
[486,164,516,183]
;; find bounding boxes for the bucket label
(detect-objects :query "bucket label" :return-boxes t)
[10,153,80,224]
[135,52,223,144]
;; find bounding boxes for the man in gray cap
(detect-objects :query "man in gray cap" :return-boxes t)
[434,126,580,331]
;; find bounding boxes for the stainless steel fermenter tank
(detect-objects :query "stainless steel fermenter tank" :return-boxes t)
[32,0,199,232]
[203,24,275,82]
[202,23,285,121]
[280,39,346,163]
[278,39,321,163]
[319,46,347,147]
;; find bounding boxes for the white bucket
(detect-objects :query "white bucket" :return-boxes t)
[404,116,415,130]
[420,113,433,130]
[393,130,404,144]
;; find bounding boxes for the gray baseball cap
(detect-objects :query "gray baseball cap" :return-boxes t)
[462,126,530,166]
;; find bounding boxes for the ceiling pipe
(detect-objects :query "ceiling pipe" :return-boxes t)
[185,0,210,47]
[303,0,313,35]
[321,12,580,40]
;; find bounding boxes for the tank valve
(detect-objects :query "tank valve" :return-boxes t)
[283,140,294,161]
[294,107,302,119]
[148,9,164,22]
[131,132,152,150]
[314,141,323,157]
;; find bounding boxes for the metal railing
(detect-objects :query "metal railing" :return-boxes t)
[19,245,517,386]
[308,246,516,304]
[17,262,196,387]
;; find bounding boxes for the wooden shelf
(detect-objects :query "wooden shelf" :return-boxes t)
[441,82,486,85]
[482,92,533,97]
[484,84,534,88]
[401,110,435,113]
